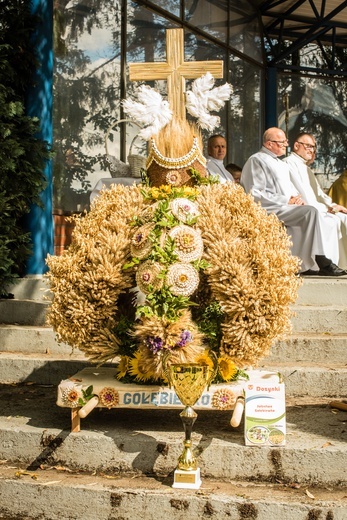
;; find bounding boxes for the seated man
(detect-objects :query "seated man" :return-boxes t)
[206,134,235,183]
[284,132,347,269]
[241,127,346,276]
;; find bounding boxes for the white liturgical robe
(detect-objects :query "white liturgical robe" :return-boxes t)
[206,156,235,184]
[241,147,340,272]
[284,152,347,269]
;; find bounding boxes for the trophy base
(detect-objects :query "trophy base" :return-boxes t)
[172,467,202,489]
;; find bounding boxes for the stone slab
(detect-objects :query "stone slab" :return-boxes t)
[0,325,72,355]
[291,305,347,333]
[0,382,346,487]
[0,354,346,398]
[270,333,347,364]
[297,277,347,306]
[0,300,49,326]
[0,465,346,520]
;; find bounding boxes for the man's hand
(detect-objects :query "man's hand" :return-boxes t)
[289,195,305,205]
[328,204,347,214]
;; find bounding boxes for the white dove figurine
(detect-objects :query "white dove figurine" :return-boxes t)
[122,85,173,140]
[185,72,233,131]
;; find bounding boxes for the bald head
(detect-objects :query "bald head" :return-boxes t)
[263,127,288,157]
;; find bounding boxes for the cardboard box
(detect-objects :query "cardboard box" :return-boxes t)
[244,376,286,446]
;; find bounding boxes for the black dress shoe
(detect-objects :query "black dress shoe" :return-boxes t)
[300,269,319,276]
[318,263,347,276]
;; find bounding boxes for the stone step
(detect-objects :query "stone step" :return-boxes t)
[0,301,345,332]
[6,275,347,306]
[0,353,346,398]
[291,305,347,333]
[0,325,72,355]
[4,275,51,301]
[1,326,346,365]
[2,277,347,328]
[0,299,49,326]
[0,382,346,489]
[271,333,347,364]
[297,276,347,306]
[0,352,93,385]
[0,465,346,520]
[258,362,347,398]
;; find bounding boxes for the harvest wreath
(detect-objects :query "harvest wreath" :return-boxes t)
[46,124,300,387]
[47,76,300,389]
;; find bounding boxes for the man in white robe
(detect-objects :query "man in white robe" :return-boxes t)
[241,127,346,276]
[206,135,235,183]
[284,132,347,269]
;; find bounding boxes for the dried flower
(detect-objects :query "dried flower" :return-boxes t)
[166,262,200,296]
[98,387,119,409]
[168,225,203,262]
[166,170,182,186]
[211,388,237,410]
[130,223,155,259]
[61,388,81,408]
[136,260,164,294]
[170,198,200,223]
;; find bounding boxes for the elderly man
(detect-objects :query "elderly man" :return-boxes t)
[241,127,346,276]
[284,132,347,269]
[206,134,235,183]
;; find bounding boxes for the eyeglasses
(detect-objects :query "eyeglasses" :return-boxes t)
[296,141,316,150]
[269,140,288,145]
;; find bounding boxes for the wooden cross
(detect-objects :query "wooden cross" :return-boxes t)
[129,28,224,120]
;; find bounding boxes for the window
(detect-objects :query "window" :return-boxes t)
[53,0,263,212]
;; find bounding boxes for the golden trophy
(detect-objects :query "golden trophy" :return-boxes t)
[163,351,217,489]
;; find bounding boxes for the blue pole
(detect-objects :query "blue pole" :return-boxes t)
[26,0,54,274]
[265,66,278,129]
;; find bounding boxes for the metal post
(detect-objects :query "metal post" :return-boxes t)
[26,0,54,274]
[264,66,278,129]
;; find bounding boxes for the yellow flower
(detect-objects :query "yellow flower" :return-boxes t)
[128,351,154,382]
[218,356,238,381]
[151,189,160,200]
[159,184,172,194]
[195,351,214,369]
[182,187,199,198]
[115,356,129,379]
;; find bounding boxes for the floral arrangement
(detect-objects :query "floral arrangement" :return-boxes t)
[47,79,300,386]
[46,170,301,385]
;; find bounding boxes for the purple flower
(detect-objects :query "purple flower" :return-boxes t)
[147,336,163,354]
[175,330,192,348]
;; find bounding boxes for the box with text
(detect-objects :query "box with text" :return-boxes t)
[244,379,286,446]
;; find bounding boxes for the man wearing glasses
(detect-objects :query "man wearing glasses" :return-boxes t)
[284,132,347,270]
[241,127,346,276]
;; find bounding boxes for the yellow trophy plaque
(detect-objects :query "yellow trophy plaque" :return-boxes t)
[164,353,217,489]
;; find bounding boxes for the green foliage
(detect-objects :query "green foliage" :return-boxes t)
[189,167,220,185]
[196,301,224,351]
[78,385,94,406]
[137,286,195,321]
[0,1,51,296]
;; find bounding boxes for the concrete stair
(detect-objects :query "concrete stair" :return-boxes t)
[0,275,346,519]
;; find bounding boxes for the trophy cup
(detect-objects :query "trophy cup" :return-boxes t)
[163,351,217,489]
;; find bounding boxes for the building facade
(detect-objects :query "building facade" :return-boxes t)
[28,0,347,272]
